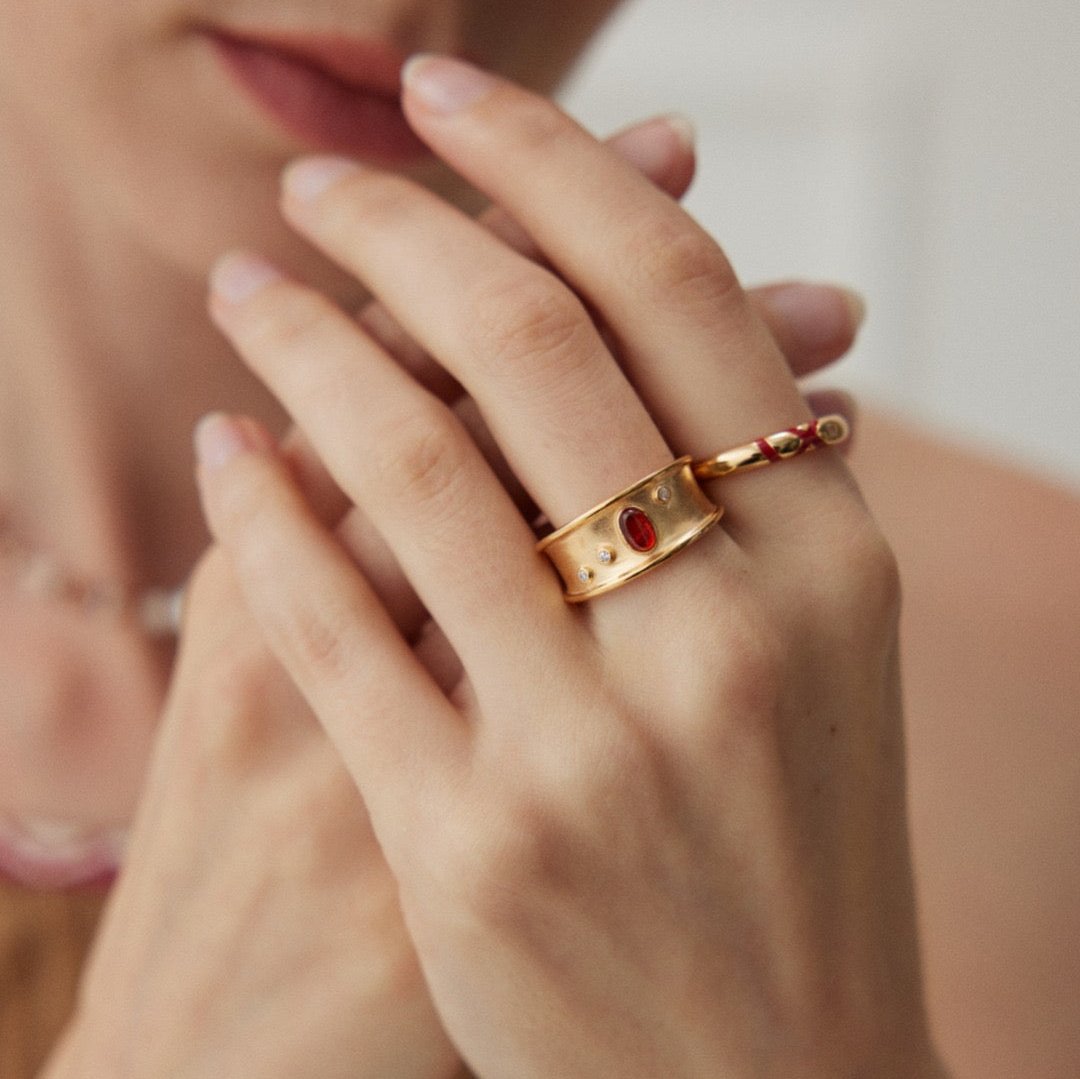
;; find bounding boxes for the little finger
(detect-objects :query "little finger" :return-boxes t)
[193,412,463,831]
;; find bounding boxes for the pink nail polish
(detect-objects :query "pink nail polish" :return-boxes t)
[763,282,865,351]
[210,253,282,305]
[283,156,362,203]
[841,287,868,330]
[402,54,497,114]
[612,114,696,177]
[661,113,696,151]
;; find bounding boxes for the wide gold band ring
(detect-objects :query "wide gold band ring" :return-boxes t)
[537,457,722,602]
[692,414,850,481]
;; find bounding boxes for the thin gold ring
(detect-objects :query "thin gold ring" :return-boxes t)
[692,415,850,481]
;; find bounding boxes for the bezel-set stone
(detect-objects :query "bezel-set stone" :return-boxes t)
[618,506,658,553]
[596,545,616,565]
[577,566,594,584]
[653,484,672,504]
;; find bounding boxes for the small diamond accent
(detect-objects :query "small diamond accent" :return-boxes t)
[596,545,616,565]
[577,566,594,584]
[654,485,673,504]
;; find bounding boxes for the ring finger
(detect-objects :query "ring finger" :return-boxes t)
[207,260,564,684]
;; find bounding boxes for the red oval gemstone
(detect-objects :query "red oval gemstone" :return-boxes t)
[619,507,657,552]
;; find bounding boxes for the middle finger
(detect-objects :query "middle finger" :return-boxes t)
[396,57,853,519]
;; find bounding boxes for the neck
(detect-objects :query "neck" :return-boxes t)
[0,110,290,593]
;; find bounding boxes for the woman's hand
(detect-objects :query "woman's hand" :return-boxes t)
[195,56,944,1079]
[44,546,461,1079]
[43,100,864,1079]
[42,113,699,1079]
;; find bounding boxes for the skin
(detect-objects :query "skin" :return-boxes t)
[183,60,943,1076]
[0,0,625,860]
[0,0,859,876]
[3,0,1072,1074]
[851,417,1080,1079]
[44,120,868,1077]
[0,1,875,1069]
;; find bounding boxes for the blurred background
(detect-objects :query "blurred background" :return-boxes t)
[563,0,1080,489]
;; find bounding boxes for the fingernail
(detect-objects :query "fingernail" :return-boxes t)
[195,412,254,470]
[283,156,362,203]
[210,252,283,305]
[766,282,867,350]
[611,113,696,177]
[841,287,868,331]
[661,113,696,151]
[403,54,497,114]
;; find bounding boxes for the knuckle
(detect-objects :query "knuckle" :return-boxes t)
[188,635,282,761]
[434,731,658,929]
[711,608,787,726]
[625,218,740,314]
[471,271,592,373]
[244,287,329,355]
[209,454,279,547]
[281,595,358,687]
[437,801,559,929]
[202,640,274,717]
[789,498,902,631]
[673,590,788,747]
[372,402,469,517]
[827,516,902,624]
[329,170,414,230]
[504,96,570,157]
[537,721,657,818]
[255,753,354,872]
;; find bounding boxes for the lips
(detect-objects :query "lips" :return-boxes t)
[207,28,432,164]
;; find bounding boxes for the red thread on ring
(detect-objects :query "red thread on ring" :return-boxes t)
[757,438,782,462]
[796,420,823,451]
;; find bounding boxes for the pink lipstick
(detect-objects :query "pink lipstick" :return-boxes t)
[207,29,432,164]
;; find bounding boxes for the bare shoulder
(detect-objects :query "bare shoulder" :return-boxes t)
[850,409,1080,1079]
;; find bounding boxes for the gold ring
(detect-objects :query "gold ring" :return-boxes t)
[537,457,722,602]
[692,414,850,481]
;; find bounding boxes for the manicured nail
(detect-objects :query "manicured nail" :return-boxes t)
[661,113,696,151]
[765,282,867,350]
[841,287,867,331]
[194,412,254,470]
[210,252,283,304]
[612,113,697,177]
[402,54,497,114]
[283,156,362,203]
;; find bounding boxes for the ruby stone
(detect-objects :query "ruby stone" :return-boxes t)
[619,507,658,552]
